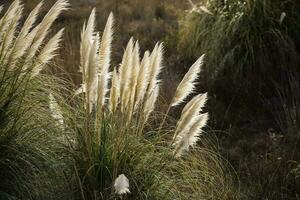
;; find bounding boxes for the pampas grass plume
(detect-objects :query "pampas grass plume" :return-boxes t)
[144,84,159,122]
[146,43,163,100]
[119,38,134,112]
[174,113,209,157]
[32,28,64,77]
[26,0,69,62]
[97,12,114,109]
[10,2,43,65]
[171,54,205,107]
[135,51,150,109]
[109,68,120,112]
[173,93,208,156]
[114,174,130,195]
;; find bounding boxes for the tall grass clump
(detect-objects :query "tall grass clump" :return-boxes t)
[0,0,239,199]
[177,0,300,126]
[0,1,73,199]
[63,8,240,200]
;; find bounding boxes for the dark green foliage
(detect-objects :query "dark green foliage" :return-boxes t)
[178,0,300,128]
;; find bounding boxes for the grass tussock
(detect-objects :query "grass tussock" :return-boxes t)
[177,0,300,127]
[0,1,239,199]
[66,8,239,199]
[0,1,72,198]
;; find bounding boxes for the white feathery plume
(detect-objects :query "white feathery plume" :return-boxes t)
[119,38,134,112]
[114,174,130,195]
[25,0,69,62]
[182,92,207,116]
[0,4,23,62]
[173,93,207,145]
[109,68,120,112]
[174,113,208,157]
[78,8,97,110]
[134,51,150,109]
[97,12,114,109]
[0,0,22,40]
[188,113,208,145]
[131,41,140,91]
[98,12,113,73]
[19,26,40,71]
[49,93,64,127]
[127,41,140,115]
[10,2,43,64]
[143,84,159,123]
[87,32,100,108]
[31,28,64,77]
[80,8,96,78]
[125,41,140,122]
[171,54,205,107]
[17,2,43,39]
[145,43,163,100]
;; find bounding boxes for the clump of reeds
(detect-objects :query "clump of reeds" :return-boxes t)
[69,7,239,199]
[0,1,73,199]
[0,1,239,199]
[77,7,208,158]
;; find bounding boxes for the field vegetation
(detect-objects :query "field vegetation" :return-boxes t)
[0,0,239,199]
[0,0,299,199]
